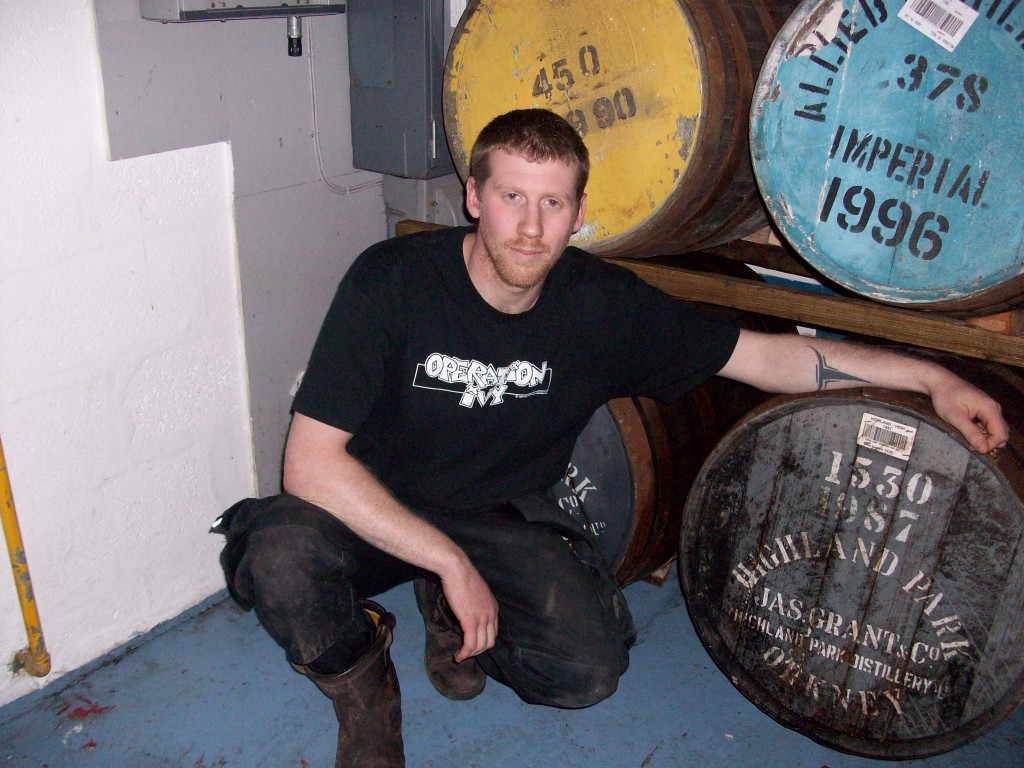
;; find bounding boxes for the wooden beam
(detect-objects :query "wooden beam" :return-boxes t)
[697,241,1024,333]
[608,259,1024,369]
[396,219,448,236]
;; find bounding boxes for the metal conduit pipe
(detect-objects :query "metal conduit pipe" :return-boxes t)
[0,432,50,677]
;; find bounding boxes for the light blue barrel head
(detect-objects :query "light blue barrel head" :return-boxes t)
[751,0,1024,311]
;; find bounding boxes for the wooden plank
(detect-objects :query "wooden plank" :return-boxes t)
[966,311,1024,336]
[608,259,1024,368]
[687,242,1024,336]
[395,219,447,236]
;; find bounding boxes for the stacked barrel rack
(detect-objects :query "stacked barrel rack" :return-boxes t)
[426,0,1024,759]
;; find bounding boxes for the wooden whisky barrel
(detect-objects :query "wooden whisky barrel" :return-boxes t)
[679,368,1024,757]
[552,396,672,585]
[443,0,779,257]
[750,0,1024,314]
[555,384,778,587]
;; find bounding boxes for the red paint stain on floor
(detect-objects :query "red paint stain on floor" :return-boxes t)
[56,696,113,721]
[191,756,227,767]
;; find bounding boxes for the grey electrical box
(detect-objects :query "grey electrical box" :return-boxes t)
[347,0,454,179]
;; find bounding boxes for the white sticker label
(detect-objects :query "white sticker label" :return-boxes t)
[857,413,917,460]
[898,0,978,52]
[450,0,468,29]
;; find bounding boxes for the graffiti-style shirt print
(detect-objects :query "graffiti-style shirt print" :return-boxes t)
[413,353,552,408]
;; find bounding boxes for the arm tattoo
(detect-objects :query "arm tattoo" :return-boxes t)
[811,347,869,391]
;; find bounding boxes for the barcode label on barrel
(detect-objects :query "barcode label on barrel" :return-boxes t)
[857,413,917,460]
[898,0,978,52]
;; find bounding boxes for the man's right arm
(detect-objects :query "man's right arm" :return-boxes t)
[282,412,498,660]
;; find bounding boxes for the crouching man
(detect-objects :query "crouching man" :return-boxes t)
[215,108,1008,766]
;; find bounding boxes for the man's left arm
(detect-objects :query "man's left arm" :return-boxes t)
[718,330,1009,454]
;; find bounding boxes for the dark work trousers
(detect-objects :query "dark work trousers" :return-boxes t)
[214,491,636,709]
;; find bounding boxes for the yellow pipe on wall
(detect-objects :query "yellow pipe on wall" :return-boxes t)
[0,432,51,677]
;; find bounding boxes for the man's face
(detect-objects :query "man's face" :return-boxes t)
[466,150,587,292]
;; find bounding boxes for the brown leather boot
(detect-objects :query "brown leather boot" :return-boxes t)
[413,577,486,701]
[293,600,405,768]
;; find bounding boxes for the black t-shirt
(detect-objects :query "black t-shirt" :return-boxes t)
[294,226,740,511]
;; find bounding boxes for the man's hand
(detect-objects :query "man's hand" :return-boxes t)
[441,562,499,662]
[928,373,1009,454]
[284,413,502,652]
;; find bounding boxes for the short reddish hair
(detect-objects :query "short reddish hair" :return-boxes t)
[469,109,590,201]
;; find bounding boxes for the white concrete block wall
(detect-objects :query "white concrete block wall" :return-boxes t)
[0,4,256,706]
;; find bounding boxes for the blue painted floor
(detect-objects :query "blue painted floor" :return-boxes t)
[1,569,1021,767]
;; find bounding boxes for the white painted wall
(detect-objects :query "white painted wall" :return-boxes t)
[0,3,280,708]
[92,2,388,498]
